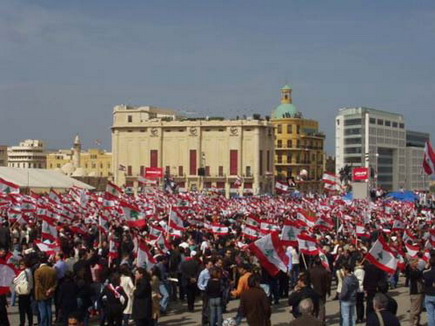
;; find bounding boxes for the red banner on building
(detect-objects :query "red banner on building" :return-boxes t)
[353,167,370,181]
[145,167,163,179]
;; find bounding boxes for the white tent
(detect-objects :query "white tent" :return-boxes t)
[0,167,94,191]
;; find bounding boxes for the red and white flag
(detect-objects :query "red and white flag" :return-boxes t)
[41,219,58,242]
[392,219,405,232]
[423,141,435,175]
[405,242,420,258]
[280,220,302,246]
[322,172,341,191]
[248,232,289,276]
[356,224,370,238]
[120,201,147,228]
[318,248,330,271]
[168,209,185,231]
[0,177,19,194]
[297,234,319,255]
[297,209,317,228]
[35,240,60,256]
[0,259,18,295]
[106,182,123,200]
[136,241,156,270]
[365,236,398,274]
[242,225,261,240]
[275,181,289,193]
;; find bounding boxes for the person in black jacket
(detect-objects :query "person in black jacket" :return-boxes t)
[101,273,128,326]
[288,272,320,319]
[423,255,435,326]
[366,293,400,326]
[132,268,153,326]
[308,257,331,323]
[363,262,386,319]
[57,271,78,325]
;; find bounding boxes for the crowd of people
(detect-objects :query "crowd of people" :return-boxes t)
[0,186,434,326]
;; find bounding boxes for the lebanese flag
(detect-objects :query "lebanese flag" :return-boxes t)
[392,219,405,231]
[260,221,280,234]
[106,182,123,200]
[35,240,60,255]
[168,209,185,231]
[423,141,435,175]
[98,214,110,235]
[248,232,289,276]
[403,229,417,243]
[405,242,420,258]
[210,224,229,236]
[280,220,302,246]
[108,237,119,262]
[365,236,398,274]
[148,225,165,240]
[314,215,334,230]
[0,259,18,295]
[242,225,261,240]
[318,248,330,271]
[356,224,370,238]
[322,172,341,191]
[154,234,172,254]
[297,234,319,255]
[297,208,318,228]
[245,215,261,228]
[0,177,19,194]
[48,190,61,204]
[120,201,146,228]
[275,181,289,193]
[136,241,156,270]
[41,220,58,242]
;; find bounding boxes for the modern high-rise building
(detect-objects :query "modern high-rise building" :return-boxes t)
[405,130,430,190]
[111,105,275,196]
[8,139,47,169]
[271,85,325,192]
[47,135,112,177]
[336,107,408,191]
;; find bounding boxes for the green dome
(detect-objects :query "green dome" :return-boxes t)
[281,84,292,90]
[272,103,299,119]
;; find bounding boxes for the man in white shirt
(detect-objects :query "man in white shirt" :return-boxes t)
[198,259,214,325]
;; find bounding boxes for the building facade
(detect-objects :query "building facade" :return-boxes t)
[405,130,430,190]
[47,135,112,177]
[112,105,275,196]
[335,107,407,191]
[8,139,47,169]
[271,85,325,192]
[0,146,7,166]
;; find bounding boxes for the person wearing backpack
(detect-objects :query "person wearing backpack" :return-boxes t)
[339,263,359,326]
[13,258,34,326]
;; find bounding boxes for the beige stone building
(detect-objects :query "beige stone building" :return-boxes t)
[271,85,325,192]
[8,139,47,169]
[47,135,112,177]
[0,146,7,166]
[112,105,275,196]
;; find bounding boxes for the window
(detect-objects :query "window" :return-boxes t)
[150,150,158,168]
[287,140,292,148]
[277,154,282,164]
[385,120,391,127]
[230,150,238,175]
[92,163,96,169]
[399,123,405,129]
[336,119,340,125]
[377,119,384,125]
[245,166,251,177]
[370,118,376,124]
[178,166,183,176]
[205,166,210,176]
[127,115,132,123]
[344,118,362,126]
[259,150,263,176]
[189,150,197,175]
[140,166,145,176]
[287,154,292,163]
[344,128,361,136]
[392,122,398,128]
[277,140,282,148]
[277,124,282,134]
[344,138,362,145]
[267,150,270,171]
[127,165,132,176]
[218,166,224,176]
[296,125,300,134]
[287,124,292,133]
[165,166,170,175]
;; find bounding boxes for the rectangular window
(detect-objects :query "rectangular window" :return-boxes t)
[296,125,300,134]
[140,166,144,176]
[344,128,361,136]
[370,118,376,124]
[245,166,251,177]
[127,165,132,176]
[150,150,158,168]
[267,150,270,171]
[287,140,292,148]
[277,124,282,134]
[287,124,292,133]
[230,150,238,175]
[189,150,197,175]
[216,181,225,189]
[399,123,405,129]
[377,119,384,125]
[165,166,170,175]
[127,115,132,123]
[385,120,391,127]
[218,166,224,176]
[277,140,282,148]
[178,166,183,176]
[344,118,362,126]
[277,154,282,164]
[205,166,210,176]
[259,150,263,176]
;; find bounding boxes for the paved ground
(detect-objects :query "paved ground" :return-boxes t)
[6,277,427,325]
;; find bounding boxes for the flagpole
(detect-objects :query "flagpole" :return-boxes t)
[301,252,308,270]
[167,204,172,233]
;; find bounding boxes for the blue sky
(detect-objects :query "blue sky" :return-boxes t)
[1,0,434,153]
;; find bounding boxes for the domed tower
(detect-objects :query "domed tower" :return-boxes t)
[72,134,81,169]
[272,85,299,119]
